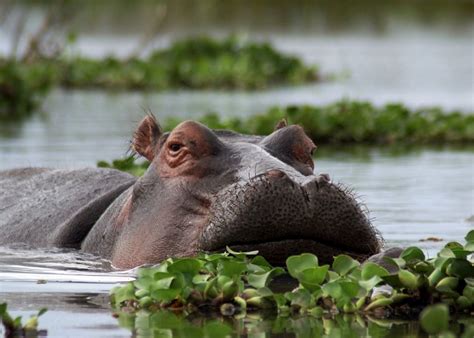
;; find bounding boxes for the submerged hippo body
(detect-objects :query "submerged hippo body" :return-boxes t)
[0,117,382,269]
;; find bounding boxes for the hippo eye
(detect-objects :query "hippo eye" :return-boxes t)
[169,143,182,152]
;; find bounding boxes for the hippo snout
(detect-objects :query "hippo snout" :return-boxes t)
[199,171,381,266]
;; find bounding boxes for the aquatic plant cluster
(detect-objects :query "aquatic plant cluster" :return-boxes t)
[57,36,317,90]
[110,231,474,336]
[96,100,474,177]
[167,100,474,144]
[0,303,47,337]
[97,156,149,177]
[1,35,316,95]
[0,61,54,121]
[1,36,316,120]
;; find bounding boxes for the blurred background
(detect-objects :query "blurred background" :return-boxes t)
[0,0,472,167]
[0,0,473,250]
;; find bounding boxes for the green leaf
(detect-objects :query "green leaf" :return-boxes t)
[327,270,340,281]
[359,276,383,290]
[273,293,287,307]
[216,275,232,288]
[456,295,471,309]
[286,288,313,308]
[340,281,361,299]
[217,260,248,277]
[24,316,39,331]
[256,286,274,298]
[446,259,474,278]
[361,262,389,280]
[204,277,218,299]
[420,303,449,334]
[0,303,15,329]
[449,248,472,259]
[153,273,176,290]
[192,273,211,285]
[436,276,459,291]
[298,266,329,291]
[250,256,272,269]
[151,288,180,302]
[168,258,203,275]
[137,266,162,279]
[322,281,342,300]
[428,268,446,287]
[401,246,425,262]
[221,280,239,300]
[434,256,453,271]
[439,247,456,258]
[398,269,419,290]
[465,230,474,243]
[413,261,434,274]
[365,297,393,311]
[247,267,285,288]
[383,256,406,269]
[112,283,136,304]
[445,241,464,251]
[333,254,360,276]
[463,285,474,302]
[286,253,318,278]
[380,274,404,289]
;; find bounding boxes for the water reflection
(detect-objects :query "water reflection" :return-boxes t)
[114,309,474,338]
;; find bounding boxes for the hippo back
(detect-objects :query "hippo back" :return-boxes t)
[0,167,136,248]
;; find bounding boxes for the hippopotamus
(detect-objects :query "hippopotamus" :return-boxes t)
[0,116,384,269]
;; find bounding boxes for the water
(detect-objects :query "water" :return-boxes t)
[1,1,473,336]
[0,246,134,337]
[1,147,472,336]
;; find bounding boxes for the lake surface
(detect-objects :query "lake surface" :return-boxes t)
[1,1,473,336]
[1,146,473,336]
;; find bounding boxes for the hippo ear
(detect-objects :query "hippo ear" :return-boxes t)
[274,118,288,131]
[132,115,162,161]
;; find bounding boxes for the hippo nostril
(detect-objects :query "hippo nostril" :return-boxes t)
[304,173,331,192]
[265,170,287,178]
[319,173,331,183]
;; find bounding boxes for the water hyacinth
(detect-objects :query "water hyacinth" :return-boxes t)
[166,101,474,145]
[0,61,54,121]
[110,230,474,335]
[4,36,317,92]
[0,303,47,337]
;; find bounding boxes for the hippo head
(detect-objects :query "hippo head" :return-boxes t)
[84,116,382,269]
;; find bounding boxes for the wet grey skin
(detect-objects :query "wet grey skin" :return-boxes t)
[0,116,383,269]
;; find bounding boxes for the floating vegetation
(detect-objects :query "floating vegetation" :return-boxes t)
[0,303,47,337]
[165,100,474,145]
[1,36,316,120]
[10,36,317,92]
[60,36,317,90]
[98,100,474,176]
[97,156,149,177]
[110,230,474,336]
[0,61,54,121]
